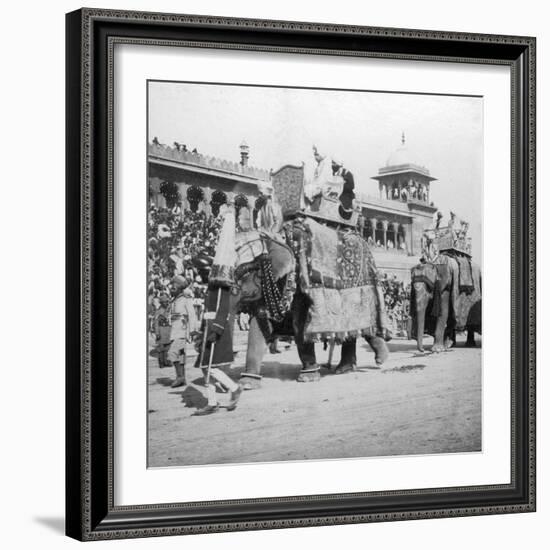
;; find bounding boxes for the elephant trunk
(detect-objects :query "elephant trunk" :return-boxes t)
[413,282,428,352]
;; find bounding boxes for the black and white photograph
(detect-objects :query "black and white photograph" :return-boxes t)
[146,81,483,468]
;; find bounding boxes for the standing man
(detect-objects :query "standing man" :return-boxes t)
[167,275,199,388]
[153,293,172,368]
[331,158,356,220]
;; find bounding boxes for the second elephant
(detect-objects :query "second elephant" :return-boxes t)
[410,253,481,353]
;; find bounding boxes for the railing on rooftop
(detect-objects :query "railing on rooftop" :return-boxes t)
[358,194,434,209]
[148,142,271,181]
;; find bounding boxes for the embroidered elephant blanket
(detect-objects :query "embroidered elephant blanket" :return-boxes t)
[435,254,482,331]
[287,217,390,342]
[453,259,481,330]
[455,255,474,292]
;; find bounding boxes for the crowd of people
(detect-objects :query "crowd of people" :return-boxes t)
[152,136,200,155]
[380,274,411,336]
[147,204,222,325]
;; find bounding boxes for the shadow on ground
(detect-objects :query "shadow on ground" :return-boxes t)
[155,376,174,387]
[174,385,208,409]
[383,364,427,373]
[231,361,302,382]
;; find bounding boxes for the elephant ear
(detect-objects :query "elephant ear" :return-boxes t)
[265,238,295,281]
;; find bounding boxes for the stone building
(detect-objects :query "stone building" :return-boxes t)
[148,140,271,221]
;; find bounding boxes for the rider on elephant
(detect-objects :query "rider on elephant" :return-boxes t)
[305,148,355,221]
[330,157,356,221]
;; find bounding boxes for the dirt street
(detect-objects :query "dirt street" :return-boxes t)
[148,333,481,467]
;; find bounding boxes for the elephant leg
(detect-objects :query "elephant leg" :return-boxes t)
[240,316,267,390]
[295,339,320,382]
[334,339,357,375]
[292,294,320,383]
[295,338,320,383]
[365,335,389,365]
[465,329,476,347]
[414,284,430,352]
[432,289,450,353]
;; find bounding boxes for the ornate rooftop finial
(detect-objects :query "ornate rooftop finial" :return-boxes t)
[401,131,405,146]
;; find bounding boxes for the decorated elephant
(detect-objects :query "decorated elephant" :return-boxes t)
[410,253,481,353]
[234,216,391,389]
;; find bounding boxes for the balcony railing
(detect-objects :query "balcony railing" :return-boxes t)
[359,194,434,210]
[148,143,271,181]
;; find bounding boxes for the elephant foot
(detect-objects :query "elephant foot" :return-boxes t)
[297,366,321,383]
[334,363,356,375]
[432,344,445,353]
[416,346,426,354]
[367,336,390,365]
[239,373,262,391]
[444,338,455,350]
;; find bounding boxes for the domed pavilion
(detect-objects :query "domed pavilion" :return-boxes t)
[352,133,439,281]
[373,132,436,204]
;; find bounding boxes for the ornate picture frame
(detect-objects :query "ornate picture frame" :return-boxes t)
[66,8,536,541]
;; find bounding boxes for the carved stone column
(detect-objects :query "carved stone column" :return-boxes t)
[370,217,377,242]
[227,191,235,207]
[402,223,411,255]
[382,219,389,249]
[391,222,399,250]
[202,187,212,216]
[180,183,189,212]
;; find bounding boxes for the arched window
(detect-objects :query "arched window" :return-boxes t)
[365,218,375,244]
[210,190,227,217]
[253,196,266,228]
[392,181,400,200]
[375,220,385,247]
[386,223,397,250]
[234,194,250,230]
[160,180,181,210]
[398,224,407,252]
[234,194,249,217]
[186,185,204,213]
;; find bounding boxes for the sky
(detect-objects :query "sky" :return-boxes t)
[148,81,483,262]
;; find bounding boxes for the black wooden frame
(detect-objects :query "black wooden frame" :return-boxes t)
[66,8,536,541]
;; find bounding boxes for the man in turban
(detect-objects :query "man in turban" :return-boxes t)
[166,275,200,388]
[331,158,356,221]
